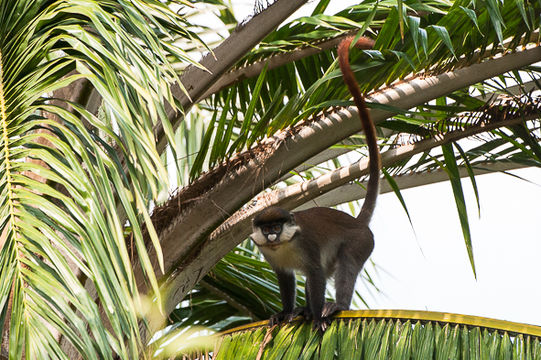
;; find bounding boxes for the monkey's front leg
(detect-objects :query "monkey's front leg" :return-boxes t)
[269,270,297,326]
[294,280,313,321]
[306,270,329,332]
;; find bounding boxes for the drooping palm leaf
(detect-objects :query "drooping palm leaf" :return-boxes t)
[0,0,201,357]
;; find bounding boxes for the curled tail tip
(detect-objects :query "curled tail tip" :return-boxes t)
[338,36,374,53]
[353,36,375,50]
[337,37,352,53]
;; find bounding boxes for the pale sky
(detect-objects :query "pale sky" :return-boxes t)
[366,167,541,326]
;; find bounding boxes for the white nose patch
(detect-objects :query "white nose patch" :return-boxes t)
[267,234,277,241]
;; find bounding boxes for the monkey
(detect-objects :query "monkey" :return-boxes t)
[250,36,381,332]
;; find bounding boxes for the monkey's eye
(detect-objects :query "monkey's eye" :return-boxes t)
[261,224,282,234]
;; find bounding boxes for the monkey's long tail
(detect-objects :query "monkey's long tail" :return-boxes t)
[337,36,381,225]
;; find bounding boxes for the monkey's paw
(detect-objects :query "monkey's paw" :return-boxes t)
[292,306,312,320]
[312,316,332,333]
[269,310,297,326]
[312,303,344,333]
[322,302,342,317]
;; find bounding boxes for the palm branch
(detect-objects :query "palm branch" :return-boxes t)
[0,0,201,358]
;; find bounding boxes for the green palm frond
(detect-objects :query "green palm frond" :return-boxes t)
[180,310,541,359]
[0,0,200,357]
[183,0,537,181]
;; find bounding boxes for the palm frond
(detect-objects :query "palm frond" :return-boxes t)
[0,0,200,357]
[181,310,541,359]
[183,0,537,183]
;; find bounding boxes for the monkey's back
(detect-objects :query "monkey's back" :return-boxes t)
[293,207,361,233]
[292,207,374,276]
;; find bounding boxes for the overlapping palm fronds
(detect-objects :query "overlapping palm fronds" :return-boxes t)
[184,0,538,181]
[0,0,201,358]
[207,311,541,359]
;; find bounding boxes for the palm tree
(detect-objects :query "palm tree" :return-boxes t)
[1,0,539,358]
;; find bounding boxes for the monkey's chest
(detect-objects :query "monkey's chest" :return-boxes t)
[261,242,305,272]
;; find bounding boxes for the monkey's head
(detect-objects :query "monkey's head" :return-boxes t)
[250,207,300,248]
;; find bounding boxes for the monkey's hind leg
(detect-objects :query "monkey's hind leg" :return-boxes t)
[334,239,371,312]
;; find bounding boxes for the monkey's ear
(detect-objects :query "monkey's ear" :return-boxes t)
[252,216,259,226]
[289,212,296,223]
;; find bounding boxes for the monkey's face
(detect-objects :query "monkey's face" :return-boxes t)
[260,223,283,242]
[250,207,300,248]
[250,221,283,246]
[250,221,299,248]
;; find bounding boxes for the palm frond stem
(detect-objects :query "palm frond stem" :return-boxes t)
[0,52,13,224]
[296,161,530,210]
[268,109,538,213]
[223,309,541,338]
[280,77,541,184]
